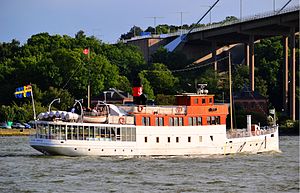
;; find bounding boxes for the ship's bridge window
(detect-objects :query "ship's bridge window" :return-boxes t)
[202,98,206,104]
[206,116,220,125]
[179,117,183,126]
[194,98,198,104]
[155,117,164,126]
[174,117,179,126]
[209,98,213,104]
[142,117,150,126]
[169,117,174,126]
[188,117,202,126]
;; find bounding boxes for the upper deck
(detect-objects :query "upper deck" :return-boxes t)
[36,89,228,127]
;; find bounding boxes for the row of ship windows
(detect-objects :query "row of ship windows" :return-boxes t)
[194,97,213,104]
[142,116,221,126]
[144,136,214,143]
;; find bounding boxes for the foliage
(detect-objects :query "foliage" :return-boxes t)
[0,31,146,122]
[0,29,298,123]
[141,63,179,95]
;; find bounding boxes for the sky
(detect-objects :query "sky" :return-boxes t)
[0,0,298,44]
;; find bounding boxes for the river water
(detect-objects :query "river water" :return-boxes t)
[0,136,298,193]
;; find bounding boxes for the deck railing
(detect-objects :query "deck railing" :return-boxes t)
[227,126,277,138]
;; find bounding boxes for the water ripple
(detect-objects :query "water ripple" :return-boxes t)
[0,136,298,193]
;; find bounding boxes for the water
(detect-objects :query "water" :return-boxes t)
[0,136,298,193]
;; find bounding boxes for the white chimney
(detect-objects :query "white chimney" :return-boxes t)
[247,115,251,135]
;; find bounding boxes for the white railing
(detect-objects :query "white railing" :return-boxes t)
[227,126,277,138]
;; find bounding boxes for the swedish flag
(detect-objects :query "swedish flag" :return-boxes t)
[14,85,32,98]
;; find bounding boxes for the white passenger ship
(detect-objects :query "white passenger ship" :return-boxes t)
[29,85,279,156]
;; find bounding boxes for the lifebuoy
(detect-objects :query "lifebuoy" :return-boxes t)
[137,105,143,112]
[176,106,182,113]
[119,117,125,124]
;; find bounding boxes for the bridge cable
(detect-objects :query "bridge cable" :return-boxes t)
[171,55,229,73]
[276,0,292,14]
[182,0,220,41]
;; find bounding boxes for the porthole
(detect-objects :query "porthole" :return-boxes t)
[88,149,91,151]
[74,148,77,151]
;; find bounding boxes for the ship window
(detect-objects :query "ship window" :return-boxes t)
[169,117,174,126]
[67,126,72,140]
[156,117,164,126]
[142,117,150,126]
[155,117,159,126]
[192,117,196,126]
[49,124,55,139]
[121,127,127,141]
[211,116,216,124]
[156,137,159,143]
[209,98,213,104]
[188,117,193,126]
[84,126,89,140]
[115,127,119,141]
[207,117,211,125]
[188,136,191,142]
[90,126,95,138]
[174,117,178,126]
[176,137,179,143]
[179,117,183,126]
[159,117,164,126]
[168,137,171,143]
[210,136,214,141]
[100,127,106,139]
[197,117,202,125]
[95,126,100,139]
[145,137,148,143]
[194,98,198,104]
[61,125,66,140]
[216,116,220,125]
[131,128,136,141]
[202,98,206,104]
[199,136,202,142]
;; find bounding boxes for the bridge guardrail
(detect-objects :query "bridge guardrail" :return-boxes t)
[123,5,299,43]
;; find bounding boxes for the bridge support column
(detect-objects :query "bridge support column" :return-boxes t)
[211,41,217,71]
[244,43,249,67]
[283,36,289,115]
[289,28,296,121]
[249,35,255,91]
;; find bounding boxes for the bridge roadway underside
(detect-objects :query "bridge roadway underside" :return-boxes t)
[182,10,299,120]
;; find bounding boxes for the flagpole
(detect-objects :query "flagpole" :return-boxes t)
[30,84,37,120]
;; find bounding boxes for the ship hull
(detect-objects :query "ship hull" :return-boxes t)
[30,128,279,156]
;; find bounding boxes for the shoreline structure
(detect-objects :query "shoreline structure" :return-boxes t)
[0,129,35,136]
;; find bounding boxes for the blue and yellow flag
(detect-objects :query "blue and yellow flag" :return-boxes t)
[14,85,32,98]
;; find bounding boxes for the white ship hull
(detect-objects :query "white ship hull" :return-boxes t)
[30,125,280,156]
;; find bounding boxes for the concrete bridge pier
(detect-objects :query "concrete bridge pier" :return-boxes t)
[211,41,217,71]
[283,36,289,114]
[249,35,255,91]
[289,28,296,121]
[244,43,250,67]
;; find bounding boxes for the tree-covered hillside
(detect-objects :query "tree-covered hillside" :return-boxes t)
[0,31,298,127]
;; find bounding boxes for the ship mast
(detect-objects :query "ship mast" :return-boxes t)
[87,48,91,109]
[228,52,233,131]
